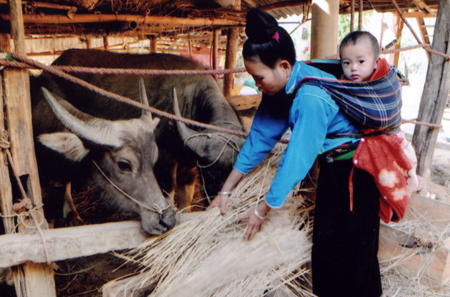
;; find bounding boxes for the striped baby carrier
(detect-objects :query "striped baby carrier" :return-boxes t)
[302,59,402,131]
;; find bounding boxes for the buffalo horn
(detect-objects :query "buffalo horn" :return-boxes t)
[41,87,123,148]
[138,78,160,129]
[172,88,208,157]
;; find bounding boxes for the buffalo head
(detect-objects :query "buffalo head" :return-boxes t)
[38,79,176,235]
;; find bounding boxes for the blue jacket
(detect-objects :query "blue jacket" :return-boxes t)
[234,61,360,208]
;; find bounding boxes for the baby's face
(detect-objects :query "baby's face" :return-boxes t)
[340,38,377,82]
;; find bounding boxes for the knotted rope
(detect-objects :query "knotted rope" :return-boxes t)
[0,131,52,265]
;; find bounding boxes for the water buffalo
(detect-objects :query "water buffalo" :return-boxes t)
[32,78,176,235]
[33,49,247,210]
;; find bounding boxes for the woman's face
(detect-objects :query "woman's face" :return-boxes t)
[244,58,290,96]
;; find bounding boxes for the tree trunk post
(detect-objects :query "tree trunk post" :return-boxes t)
[412,0,450,193]
[310,0,339,59]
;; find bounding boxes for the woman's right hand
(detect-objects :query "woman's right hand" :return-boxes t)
[207,193,229,215]
[207,168,244,215]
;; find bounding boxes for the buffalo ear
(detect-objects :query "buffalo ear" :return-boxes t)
[38,132,90,162]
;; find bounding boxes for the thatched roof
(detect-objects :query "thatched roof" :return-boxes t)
[0,0,440,57]
[0,0,440,38]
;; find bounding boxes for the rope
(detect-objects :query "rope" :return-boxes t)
[5,51,248,138]
[0,59,247,76]
[91,159,170,216]
[0,131,52,265]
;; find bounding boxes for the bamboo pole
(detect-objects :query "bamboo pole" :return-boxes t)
[0,14,244,26]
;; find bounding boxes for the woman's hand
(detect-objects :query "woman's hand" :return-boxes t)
[207,169,244,215]
[207,193,230,215]
[236,202,271,240]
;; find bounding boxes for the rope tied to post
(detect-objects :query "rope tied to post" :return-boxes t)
[0,130,52,265]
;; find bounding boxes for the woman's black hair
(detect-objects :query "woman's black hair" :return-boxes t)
[339,31,380,60]
[243,8,296,68]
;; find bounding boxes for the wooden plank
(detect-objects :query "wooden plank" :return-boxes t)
[0,221,147,268]
[378,223,450,287]
[412,0,450,187]
[0,213,200,268]
[405,194,450,233]
[226,94,262,110]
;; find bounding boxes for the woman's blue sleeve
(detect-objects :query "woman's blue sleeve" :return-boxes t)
[234,103,289,174]
[265,87,339,208]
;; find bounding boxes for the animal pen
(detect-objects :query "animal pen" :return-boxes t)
[0,0,450,296]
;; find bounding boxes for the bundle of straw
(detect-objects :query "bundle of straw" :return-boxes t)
[102,142,315,297]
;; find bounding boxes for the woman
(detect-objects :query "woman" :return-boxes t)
[207,8,383,297]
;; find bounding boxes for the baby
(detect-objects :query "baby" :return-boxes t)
[339,31,419,199]
[339,31,379,82]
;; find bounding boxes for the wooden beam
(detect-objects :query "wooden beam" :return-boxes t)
[0,213,200,268]
[403,11,438,18]
[412,0,450,186]
[0,14,244,26]
[388,13,404,68]
[0,221,147,268]
[416,17,431,59]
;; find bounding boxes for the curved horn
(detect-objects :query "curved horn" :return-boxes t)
[41,87,123,148]
[173,88,208,156]
[139,78,160,129]
[139,77,150,118]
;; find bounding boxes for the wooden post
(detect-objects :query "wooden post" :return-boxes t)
[148,35,157,53]
[3,0,56,296]
[223,0,240,97]
[0,33,14,234]
[212,29,219,81]
[412,0,450,191]
[103,35,109,50]
[188,33,193,60]
[388,13,404,68]
[310,0,340,59]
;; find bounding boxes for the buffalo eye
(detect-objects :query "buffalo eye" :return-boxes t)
[118,161,132,172]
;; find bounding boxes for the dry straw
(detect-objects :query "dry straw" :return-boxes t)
[102,142,315,297]
[102,141,450,297]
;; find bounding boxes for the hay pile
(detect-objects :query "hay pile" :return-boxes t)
[102,141,450,297]
[102,142,315,297]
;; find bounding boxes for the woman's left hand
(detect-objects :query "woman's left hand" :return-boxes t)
[236,202,271,240]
